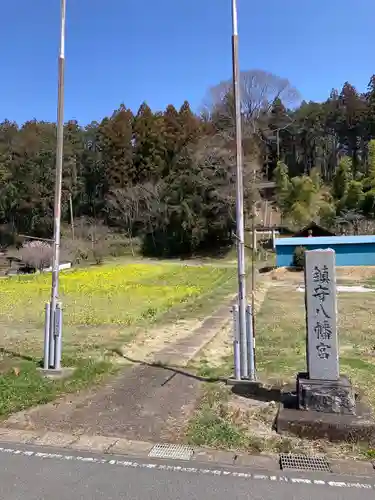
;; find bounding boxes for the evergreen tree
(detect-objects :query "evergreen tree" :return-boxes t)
[97,105,133,191]
[344,180,364,211]
[141,137,234,256]
[367,139,375,183]
[273,161,291,216]
[366,75,375,138]
[63,120,85,222]
[163,104,183,176]
[80,121,106,218]
[132,102,166,183]
[178,101,201,148]
[4,68,375,253]
[332,156,353,200]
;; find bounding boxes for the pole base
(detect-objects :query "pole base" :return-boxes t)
[37,367,75,379]
[226,377,259,386]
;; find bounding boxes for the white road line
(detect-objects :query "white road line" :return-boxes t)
[0,446,373,490]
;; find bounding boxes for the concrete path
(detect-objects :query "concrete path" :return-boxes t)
[0,442,373,500]
[4,301,234,443]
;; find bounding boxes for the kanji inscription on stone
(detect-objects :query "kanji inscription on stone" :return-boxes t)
[304,249,339,381]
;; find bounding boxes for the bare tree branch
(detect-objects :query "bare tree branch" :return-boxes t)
[202,69,301,139]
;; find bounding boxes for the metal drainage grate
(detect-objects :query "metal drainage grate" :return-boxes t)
[280,454,331,473]
[148,443,194,461]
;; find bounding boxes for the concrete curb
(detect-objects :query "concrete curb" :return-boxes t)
[0,427,373,477]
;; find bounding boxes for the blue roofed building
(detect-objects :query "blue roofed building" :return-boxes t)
[275,235,375,267]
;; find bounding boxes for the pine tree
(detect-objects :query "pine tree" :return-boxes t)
[81,121,106,218]
[132,102,166,183]
[63,120,85,222]
[97,105,133,191]
[163,104,182,176]
[9,120,56,236]
[178,101,201,148]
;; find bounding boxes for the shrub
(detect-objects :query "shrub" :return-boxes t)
[61,238,91,264]
[92,240,110,265]
[293,246,306,269]
[21,241,53,271]
[109,238,140,257]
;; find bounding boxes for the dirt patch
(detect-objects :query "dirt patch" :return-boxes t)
[113,319,203,365]
[336,266,375,281]
[269,266,375,287]
[195,281,271,371]
[268,267,302,286]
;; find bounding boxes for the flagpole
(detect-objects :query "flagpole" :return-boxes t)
[49,0,66,369]
[231,0,250,379]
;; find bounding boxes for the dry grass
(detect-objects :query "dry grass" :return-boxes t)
[188,277,272,379]
[116,318,202,365]
[246,283,375,457]
[186,384,369,459]
[336,266,375,281]
[256,287,375,403]
[269,265,375,286]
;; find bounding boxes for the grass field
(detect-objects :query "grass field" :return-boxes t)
[0,262,235,362]
[0,261,236,418]
[186,271,375,458]
[256,287,375,401]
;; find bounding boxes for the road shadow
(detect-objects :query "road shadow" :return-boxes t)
[0,347,39,364]
[115,352,226,384]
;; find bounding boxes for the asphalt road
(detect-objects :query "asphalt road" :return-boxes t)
[0,444,374,500]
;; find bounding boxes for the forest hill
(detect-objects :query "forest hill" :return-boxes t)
[1,70,375,256]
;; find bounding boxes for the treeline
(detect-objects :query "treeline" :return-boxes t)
[2,70,375,256]
[0,101,238,256]
[270,75,375,232]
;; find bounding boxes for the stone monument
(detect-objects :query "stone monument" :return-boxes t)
[297,248,356,415]
[276,248,375,442]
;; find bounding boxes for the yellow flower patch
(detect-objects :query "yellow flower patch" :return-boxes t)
[0,263,231,328]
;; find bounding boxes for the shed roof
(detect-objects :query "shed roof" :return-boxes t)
[275,235,375,247]
[292,221,335,237]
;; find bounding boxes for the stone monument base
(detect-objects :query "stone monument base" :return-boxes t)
[276,403,375,443]
[297,372,356,415]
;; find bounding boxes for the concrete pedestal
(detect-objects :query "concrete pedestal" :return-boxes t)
[37,367,75,379]
[276,403,375,443]
[297,372,356,415]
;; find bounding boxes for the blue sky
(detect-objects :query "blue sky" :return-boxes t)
[1,0,373,125]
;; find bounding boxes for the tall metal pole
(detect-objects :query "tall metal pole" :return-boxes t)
[69,194,75,240]
[231,0,248,378]
[251,183,257,380]
[49,0,66,366]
